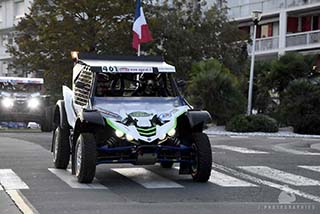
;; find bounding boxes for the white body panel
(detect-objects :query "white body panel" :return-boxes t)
[63,86,76,128]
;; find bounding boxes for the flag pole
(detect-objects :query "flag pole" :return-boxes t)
[137,44,141,56]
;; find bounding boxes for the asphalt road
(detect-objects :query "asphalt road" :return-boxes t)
[0,130,320,214]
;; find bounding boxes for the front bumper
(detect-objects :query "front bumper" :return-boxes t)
[96,144,193,165]
[0,103,44,122]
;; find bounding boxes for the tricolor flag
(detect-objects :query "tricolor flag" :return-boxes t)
[132,0,153,50]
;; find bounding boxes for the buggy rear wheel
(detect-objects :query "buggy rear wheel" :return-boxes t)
[52,126,70,169]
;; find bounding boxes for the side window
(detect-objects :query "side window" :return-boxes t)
[74,66,93,106]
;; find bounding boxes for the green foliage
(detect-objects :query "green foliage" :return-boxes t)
[187,59,246,125]
[281,79,320,134]
[8,0,247,99]
[226,114,278,133]
[268,52,316,94]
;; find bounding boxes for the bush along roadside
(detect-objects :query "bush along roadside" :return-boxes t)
[226,114,278,133]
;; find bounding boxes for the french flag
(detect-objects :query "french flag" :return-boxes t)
[132,0,153,50]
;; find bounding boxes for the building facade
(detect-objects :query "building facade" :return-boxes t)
[0,0,33,76]
[226,0,320,58]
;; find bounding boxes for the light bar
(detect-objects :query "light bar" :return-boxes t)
[0,77,44,84]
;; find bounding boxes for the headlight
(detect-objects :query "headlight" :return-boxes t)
[159,134,166,141]
[167,128,176,137]
[126,134,134,142]
[2,97,14,108]
[115,130,124,138]
[27,98,40,109]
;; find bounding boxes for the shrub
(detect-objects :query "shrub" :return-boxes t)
[187,59,246,125]
[281,79,320,134]
[226,114,278,132]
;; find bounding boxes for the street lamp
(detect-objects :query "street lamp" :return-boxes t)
[247,10,262,115]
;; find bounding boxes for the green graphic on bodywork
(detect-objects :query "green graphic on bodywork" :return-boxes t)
[137,126,157,136]
[105,118,127,134]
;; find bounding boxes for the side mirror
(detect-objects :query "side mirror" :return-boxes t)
[177,80,186,88]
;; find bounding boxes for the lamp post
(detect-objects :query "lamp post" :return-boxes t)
[247,10,262,115]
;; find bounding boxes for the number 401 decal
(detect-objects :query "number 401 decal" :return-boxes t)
[102,66,118,73]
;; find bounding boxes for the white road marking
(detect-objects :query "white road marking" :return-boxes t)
[230,136,249,139]
[268,137,286,140]
[112,167,183,189]
[298,166,320,173]
[0,185,3,191]
[239,166,320,186]
[273,144,320,156]
[173,166,257,187]
[0,169,29,190]
[209,170,258,187]
[212,145,269,154]
[48,168,107,189]
[303,139,320,141]
[7,190,37,214]
[213,163,320,202]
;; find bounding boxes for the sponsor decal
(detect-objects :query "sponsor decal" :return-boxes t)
[129,111,153,117]
[97,108,122,120]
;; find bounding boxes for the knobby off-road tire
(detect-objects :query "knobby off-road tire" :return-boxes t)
[74,133,96,183]
[52,126,70,169]
[41,106,53,132]
[160,161,174,168]
[191,133,212,182]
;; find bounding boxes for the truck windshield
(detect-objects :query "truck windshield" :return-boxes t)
[0,82,42,93]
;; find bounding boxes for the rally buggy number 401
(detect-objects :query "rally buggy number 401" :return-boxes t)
[52,53,212,183]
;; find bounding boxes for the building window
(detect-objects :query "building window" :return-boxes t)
[14,0,25,19]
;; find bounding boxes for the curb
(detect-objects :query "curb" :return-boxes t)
[204,130,320,139]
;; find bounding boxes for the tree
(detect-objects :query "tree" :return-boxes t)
[187,59,246,125]
[8,0,135,97]
[8,0,247,98]
[268,52,316,95]
[147,0,248,78]
[281,78,320,134]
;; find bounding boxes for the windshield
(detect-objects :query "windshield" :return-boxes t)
[0,82,42,93]
[94,73,177,97]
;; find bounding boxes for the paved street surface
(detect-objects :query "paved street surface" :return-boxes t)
[0,130,320,214]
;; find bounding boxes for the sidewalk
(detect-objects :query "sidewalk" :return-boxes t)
[204,125,320,139]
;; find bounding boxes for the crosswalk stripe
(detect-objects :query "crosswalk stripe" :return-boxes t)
[0,169,29,190]
[298,166,320,173]
[112,167,183,189]
[209,170,258,187]
[48,168,107,189]
[212,145,269,154]
[0,185,3,191]
[214,163,320,203]
[173,166,257,187]
[239,166,320,186]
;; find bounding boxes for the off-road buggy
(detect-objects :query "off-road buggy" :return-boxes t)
[0,77,53,132]
[52,53,212,183]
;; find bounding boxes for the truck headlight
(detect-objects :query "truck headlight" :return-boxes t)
[27,98,40,109]
[2,97,14,108]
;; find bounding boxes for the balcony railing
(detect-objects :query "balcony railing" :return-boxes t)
[228,0,320,19]
[248,36,279,54]
[286,30,320,48]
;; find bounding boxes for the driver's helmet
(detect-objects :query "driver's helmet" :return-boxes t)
[140,74,157,96]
